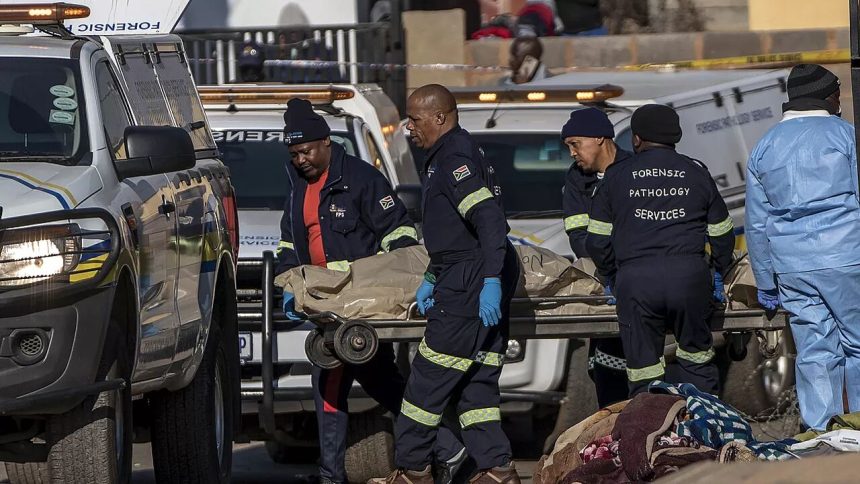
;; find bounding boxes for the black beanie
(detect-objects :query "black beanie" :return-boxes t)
[630,104,682,145]
[561,107,614,139]
[283,98,330,146]
[787,64,840,101]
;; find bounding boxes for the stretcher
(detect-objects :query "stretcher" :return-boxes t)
[248,251,788,375]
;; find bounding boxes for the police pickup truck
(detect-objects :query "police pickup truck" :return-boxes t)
[450,71,794,446]
[0,3,239,483]
[200,84,418,481]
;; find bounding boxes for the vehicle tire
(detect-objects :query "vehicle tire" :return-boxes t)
[5,462,49,484]
[264,440,320,464]
[46,317,132,484]
[345,411,395,484]
[542,339,597,453]
[151,324,234,483]
[720,329,796,420]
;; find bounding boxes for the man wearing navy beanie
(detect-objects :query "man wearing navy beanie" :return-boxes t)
[276,98,466,483]
[560,107,632,408]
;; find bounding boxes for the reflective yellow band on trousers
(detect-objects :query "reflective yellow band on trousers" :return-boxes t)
[326,260,350,272]
[419,340,504,371]
[277,240,294,254]
[474,350,502,367]
[587,219,613,236]
[401,400,442,427]
[457,187,493,217]
[459,407,501,428]
[707,216,734,237]
[627,356,666,382]
[564,214,590,231]
[419,339,473,372]
[676,347,715,364]
[381,226,419,252]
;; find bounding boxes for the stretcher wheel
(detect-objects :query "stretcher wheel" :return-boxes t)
[333,321,378,366]
[305,329,342,369]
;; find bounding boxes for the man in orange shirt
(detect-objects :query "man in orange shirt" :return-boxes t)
[275,98,465,484]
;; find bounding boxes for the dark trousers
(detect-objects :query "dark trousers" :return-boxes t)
[587,337,629,407]
[614,256,719,396]
[395,245,519,471]
[313,343,462,483]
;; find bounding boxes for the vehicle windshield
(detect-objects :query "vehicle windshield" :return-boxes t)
[215,130,357,209]
[0,58,87,164]
[474,133,572,215]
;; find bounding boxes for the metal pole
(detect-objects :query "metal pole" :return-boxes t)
[388,0,407,115]
[348,29,359,84]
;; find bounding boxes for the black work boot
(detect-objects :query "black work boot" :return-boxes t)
[435,447,468,484]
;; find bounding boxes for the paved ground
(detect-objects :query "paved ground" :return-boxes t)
[0,444,538,483]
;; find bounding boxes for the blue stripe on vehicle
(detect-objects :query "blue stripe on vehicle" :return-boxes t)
[0,173,70,209]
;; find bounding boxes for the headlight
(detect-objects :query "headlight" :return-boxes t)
[0,225,80,287]
[505,339,525,362]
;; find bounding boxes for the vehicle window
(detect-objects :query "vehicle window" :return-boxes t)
[94,61,132,160]
[364,130,389,180]
[475,134,572,213]
[214,130,356,209]
[0,58,87,164]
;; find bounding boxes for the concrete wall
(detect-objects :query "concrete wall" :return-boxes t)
[748,0,848,30]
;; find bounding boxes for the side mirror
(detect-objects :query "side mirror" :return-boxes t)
[395,184,423,224]
[115,126,196,180]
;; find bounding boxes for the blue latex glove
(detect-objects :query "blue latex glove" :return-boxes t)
[603,285,616,306]
[757,288,780,311]
[416,279,435,316]
[713,272,726,304]
[479,277,502,327]
[282,292,303,321]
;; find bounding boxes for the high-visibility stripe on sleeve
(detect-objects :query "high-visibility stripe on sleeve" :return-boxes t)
[276,240,294,254]
[401,400,442,427]
[707,216,734,237]
[564,214,590,231]
[587,219,613,236]
[457,187,494,217]
[419,339,473,372]
[676,347,715,364]
[626,356,666,382]
[326,260,350,272]
[459,407,501,428]
[380,225,419,252]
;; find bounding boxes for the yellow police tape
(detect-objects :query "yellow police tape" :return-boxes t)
[622,48,850,71]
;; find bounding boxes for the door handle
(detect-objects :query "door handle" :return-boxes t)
[159,194,176,216]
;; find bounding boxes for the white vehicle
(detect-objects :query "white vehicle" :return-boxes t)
[202,84,421,480]
[0,2,240,484]
[451,70,793,441]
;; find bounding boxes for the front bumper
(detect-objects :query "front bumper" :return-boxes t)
[0,285,116,416]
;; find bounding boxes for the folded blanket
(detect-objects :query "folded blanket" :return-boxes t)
[611,393,687,481]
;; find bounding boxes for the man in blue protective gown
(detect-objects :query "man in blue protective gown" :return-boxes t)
[745,64,860,431]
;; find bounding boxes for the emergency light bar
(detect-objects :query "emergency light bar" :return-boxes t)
[452,85,624,104]
[0,2,89,23]
[198,85,355,105]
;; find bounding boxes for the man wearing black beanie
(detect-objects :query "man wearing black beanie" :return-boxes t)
[586,103,735,396]
[560,107,631,408]
[275,98,465,484]
[745,64,860,432]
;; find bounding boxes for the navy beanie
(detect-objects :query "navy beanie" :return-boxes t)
[283,98,331,146]
[561,107,614,139]
[631,104,682,145]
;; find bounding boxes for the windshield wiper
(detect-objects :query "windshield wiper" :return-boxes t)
[507,210,564,219]
[0,152,69,162]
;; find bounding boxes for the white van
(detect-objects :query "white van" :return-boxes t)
[0,3,239,483]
